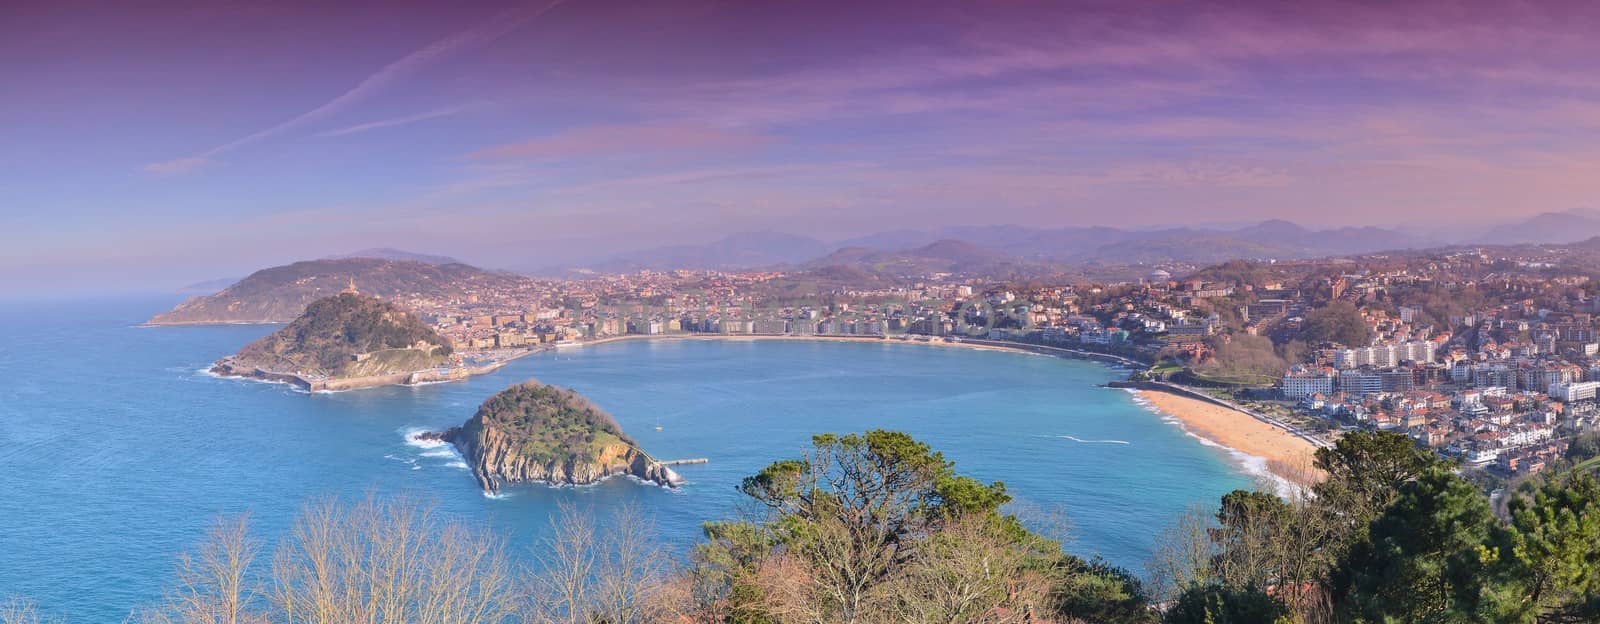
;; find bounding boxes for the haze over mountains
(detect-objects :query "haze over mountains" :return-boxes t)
[537,211,1600,275]
[170,211,1600,299]
[540,219,1429,275]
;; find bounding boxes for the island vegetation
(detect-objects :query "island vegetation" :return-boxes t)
[432,381,682,492]
[211,293,453,387]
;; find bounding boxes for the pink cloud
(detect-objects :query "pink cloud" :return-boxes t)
[468,124,773,160]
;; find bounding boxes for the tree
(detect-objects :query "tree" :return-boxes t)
[0,599,58,624]
[687,521,780,623]
[1162,584,1291,624]
[1313,430,1444,548]
[735,431,1011,622]
[140,516,263,624]
[1471,473,1600,622]
[1300,301,1372,347]
[715,430,1150,623]
[268,496,520,624]
[1337,468,1495,623]
[879,515,1050,624]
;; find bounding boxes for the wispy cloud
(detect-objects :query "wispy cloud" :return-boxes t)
[467,123,773,160]
[316,105,475,137]
[144,1,565,174]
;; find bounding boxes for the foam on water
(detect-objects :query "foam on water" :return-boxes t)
[1057,435,1131,445]
[1122,388,1298,497]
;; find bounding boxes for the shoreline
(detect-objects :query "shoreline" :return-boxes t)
[211,348,538,392]
[560,332,1144,365]
[1133,388,1325,489]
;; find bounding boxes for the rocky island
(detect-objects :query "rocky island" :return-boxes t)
[423,381,683,493]
[211,292,505,391]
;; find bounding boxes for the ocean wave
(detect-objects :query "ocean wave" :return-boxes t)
[1129,396,1300,498]
[1057,435,1131,445]
[401,428,447,449]
[401,428,472,470]
[203,368,312,394]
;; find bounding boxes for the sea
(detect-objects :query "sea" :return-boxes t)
[0,296,1255,621]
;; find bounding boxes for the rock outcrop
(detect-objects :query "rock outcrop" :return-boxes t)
[428,382,682,493]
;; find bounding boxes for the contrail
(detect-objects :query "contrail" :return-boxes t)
[147,0,566,173]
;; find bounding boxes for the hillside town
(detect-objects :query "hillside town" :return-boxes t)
[348,241,1600,486]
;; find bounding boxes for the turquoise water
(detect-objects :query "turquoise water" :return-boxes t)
[0,296,1251,620]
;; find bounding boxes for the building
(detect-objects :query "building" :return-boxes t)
[1550,380,1600,403]
[1282,368,1335,400]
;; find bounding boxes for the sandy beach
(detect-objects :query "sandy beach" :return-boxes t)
[1137,389,1324,488]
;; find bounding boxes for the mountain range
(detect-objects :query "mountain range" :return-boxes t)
[546,219,1429,276]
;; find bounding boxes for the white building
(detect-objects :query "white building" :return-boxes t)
[1550,380,1600,403]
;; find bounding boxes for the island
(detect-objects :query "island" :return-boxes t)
[211,292,514,391]
[421,381,684,493]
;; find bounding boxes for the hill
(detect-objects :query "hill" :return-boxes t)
[328,248,461,265]
[1480,210,1600,245]
[148,258,523,324]
[427,381,682,492]
[543,221,1425,276]
[212,293,452,382]
[804,239,1063,278]
[548,231,831,275]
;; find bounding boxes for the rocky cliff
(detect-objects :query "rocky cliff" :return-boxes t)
[426,382,682,493]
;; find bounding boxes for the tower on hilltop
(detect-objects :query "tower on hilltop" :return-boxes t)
[342,277,359,295]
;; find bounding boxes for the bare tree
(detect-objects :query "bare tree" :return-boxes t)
[590,503,675,624]
[268,495,519,624]
[140,516,263,624]
[0,599,59,624]
[526,501,596,624]
[1145,505,1215,604]
[880,516,1050,624]
[528,502,678,624]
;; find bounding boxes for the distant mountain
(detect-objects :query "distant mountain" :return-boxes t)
[329,248,460,265]
[573,231,831,273]
[819,221,1423,268]
[147,258,523,325]
[1481,211,1600,245]
[535,220,1428,277]
[805,239,1063,278]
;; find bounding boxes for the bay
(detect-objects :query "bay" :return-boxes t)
[0,296,1251,621]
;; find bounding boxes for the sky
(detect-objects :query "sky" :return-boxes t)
[5,0,1600,294]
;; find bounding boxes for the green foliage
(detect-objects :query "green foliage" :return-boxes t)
[1472,473,1600,622]
[469,381,633,464]
[709,430,1150,623]
[690,521,780,624]
[1300,301,1372,347]
[1314,430,1445,544]
[233,293,450,377]
[1565,431,1600,463]
[1044,554,1157,624]
[1338,468,1495,623]
[1162,584,1292,624]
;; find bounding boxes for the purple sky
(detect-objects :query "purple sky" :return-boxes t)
[5,0,1600,293]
